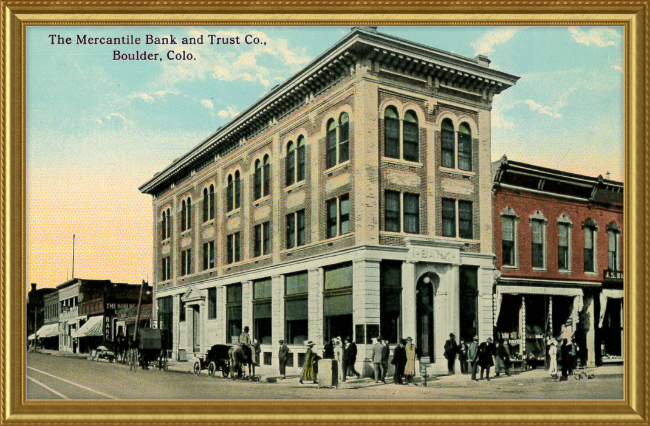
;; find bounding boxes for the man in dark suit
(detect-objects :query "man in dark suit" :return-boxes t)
[391,338,407,385]
[371,336,385,383]
[278,339,290,379]
[342,336,360,381]
[322,337,334,359]
[381,337,390,382]
[468,335,480,381]
[444,333,459,375]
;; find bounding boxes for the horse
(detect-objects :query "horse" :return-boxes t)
[228,345,255,380]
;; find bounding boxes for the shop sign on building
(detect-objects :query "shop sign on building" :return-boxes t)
[409,247,460,264]
[604,269,624,282]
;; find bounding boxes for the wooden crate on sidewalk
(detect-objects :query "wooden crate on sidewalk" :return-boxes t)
[317,359,338,388]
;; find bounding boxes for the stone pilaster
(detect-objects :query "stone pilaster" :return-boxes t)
[308,268,323,345]
[242,281,253,333]
[478,266,495,342]
[401,261,416,341]
[586,294,596,367]
[217,286,225,343]
[271,274,284,369]
[172,293,180,356]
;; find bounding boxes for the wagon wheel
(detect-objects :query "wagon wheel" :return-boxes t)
[222,362,230,378]
[208,362,217,378]
[193,361,201,376]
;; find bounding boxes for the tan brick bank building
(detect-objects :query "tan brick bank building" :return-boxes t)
[139,27,519,375]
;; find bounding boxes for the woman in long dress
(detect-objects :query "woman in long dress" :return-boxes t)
[299,341,317,384]
[548,339,558,379]
[404,337,417,385]
[333,337,344,383]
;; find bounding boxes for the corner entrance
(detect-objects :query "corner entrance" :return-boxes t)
[416,273,439,362]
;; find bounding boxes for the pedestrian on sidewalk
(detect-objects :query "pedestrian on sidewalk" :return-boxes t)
[391,339,407,385]
[548,339,558,380]
[333,337,344,383]
[381,337,390,382]
[404,337,417,385]
[468,336,480,381]
[299,341,317,384]
[371,336,385,383]
[322,337,334,360]
[444,333,459,375]
[494,337,510,377]
[459,341,469,374]
[278,339,290,379]
[342,336,360,381]
[478,337,495,381]
[560,338,569,381]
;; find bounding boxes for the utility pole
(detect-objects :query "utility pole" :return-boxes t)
[71,235,75,279]
[133,280,146,343]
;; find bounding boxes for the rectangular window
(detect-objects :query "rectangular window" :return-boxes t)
[404,193,420,234]
[254,168,262,200]
[559,224,569,270]
[442,199,456,237]
[234,232,241,263]
[297,210,306,246]
[255,222,271,257]
[385,117,400,159]
[339,119,349,163]
[442,130,455,168]
[208,288,217,320]
[458,132,472,171]
[203,241,215,270]
[327,198,337,238]
[227,181,234,212]
[323,263,353,341]
[385,191,400,232]
[253,278,272,344]
[161,257,172,281]
[502,218,515,266]
[458,201,473,239]
[286,213,296,249]
[380,260,402,344]
[263,163,270,197]
[286,150,295,187]
[608,231,618,270]
[403,121,419,162]
[532,221,544,269]
[297,144,306,182]
[326,128,337,169]
[181,249,191,276]
[255,224,263,257]
[179,299,186,322]
[285,272,308,345]
[234,177,241,209]
[227,233,241,264]
[339,194,350,235]
[584,228,595,272]
[226,284,242,344]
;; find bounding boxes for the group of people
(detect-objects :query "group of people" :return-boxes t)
[548,323,580,381]
[371,336,418,385]
[444,333,511,381]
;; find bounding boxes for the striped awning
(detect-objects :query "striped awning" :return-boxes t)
[72,315,103,338]
[28,323,59,340]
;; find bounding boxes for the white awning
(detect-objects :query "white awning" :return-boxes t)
[599,289,624,328]
[72,315,103,338]
[494,285,584,326]
[602,289,624,299]
[28,323,58,340]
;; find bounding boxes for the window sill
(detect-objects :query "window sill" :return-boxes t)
[324,161,350,176]
[501,265,519,270]
[161,238,171,245]
[381,157,424,168]
[251,254,273,262]
[202,219,215,227]
[584,272,599,276]
[285,181,306,193]
[226,208,242,218]
[436,235,481,243]
[180,230,192,237]
[253,195,271,207]
[380,230,421,237]
[558,269,572,274]
[532,267,547,273]
[440,167,476,177]
[280,244,307,255]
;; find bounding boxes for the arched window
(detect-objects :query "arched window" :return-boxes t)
[227,174,234,212]
[458,123,472,171]
[209,185,215,220]
[297,136,306,182]
[203,188,209,222]
[441,119,455,168]
[403,110,419,162]
[384,106,399,159]
[254,159,263,200]
[263,155,270,197]
[186,198,192,230]
[326,119,337,169]
[181,200,187,232]
[166,208,171,239]
[234,171,241,209]
[338,113,350,163]
[162,210,167,240]
[286,141,295,187]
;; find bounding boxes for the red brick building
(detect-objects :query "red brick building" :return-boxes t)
[492,157,624,368]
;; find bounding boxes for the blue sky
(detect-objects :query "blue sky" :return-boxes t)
[26,26,625,287]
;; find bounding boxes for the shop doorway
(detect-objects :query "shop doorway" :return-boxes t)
[416,273,438,362]
[602,298,622,357]
[192,306,200,353]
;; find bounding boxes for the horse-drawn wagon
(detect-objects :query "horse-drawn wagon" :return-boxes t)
[128,328,168,371]
[192,344,231,377]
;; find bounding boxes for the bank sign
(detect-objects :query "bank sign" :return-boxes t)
[409,247,460,264]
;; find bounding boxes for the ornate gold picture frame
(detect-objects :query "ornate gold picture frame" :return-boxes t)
[3,2,647,424]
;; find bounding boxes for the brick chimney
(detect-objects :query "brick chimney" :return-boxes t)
[31,283,36,292]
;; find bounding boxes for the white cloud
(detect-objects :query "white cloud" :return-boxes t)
[94,118,103,125]
[217,106,239,119]
[524,99,562,119]
[130,93,154,103]
[471,27,527,55]
[568,27,622,47]
[201,99,214,110]
[105,113,133,125]
[492,112,515,128]
[611,65,624,73]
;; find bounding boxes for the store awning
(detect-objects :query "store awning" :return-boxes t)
[602,289,624,299]
[72,315,103,338]
[494,285,584,326]
[599,289,624,328]
[28,323,59,340]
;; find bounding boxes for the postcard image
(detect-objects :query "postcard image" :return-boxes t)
[25,25,624,401]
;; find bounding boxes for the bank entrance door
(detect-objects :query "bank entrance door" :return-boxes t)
[192,307,201,353]
[417,277,435,362]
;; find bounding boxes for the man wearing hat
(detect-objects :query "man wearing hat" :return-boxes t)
[371,336,386,383]
[404,337,417,385]
[239,326,253,363]
[278,338,290,379]
[468,335,480,381]
[444,333,459,375]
